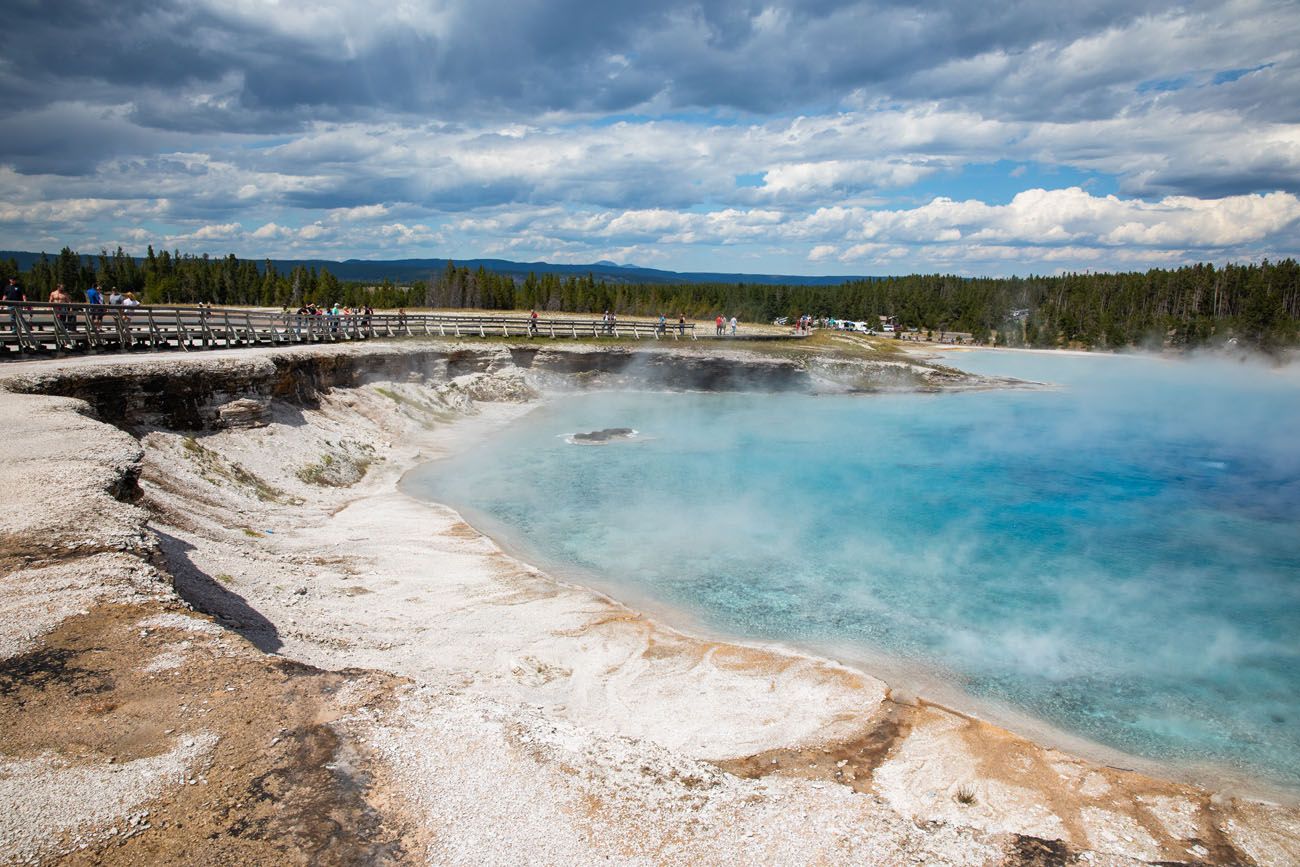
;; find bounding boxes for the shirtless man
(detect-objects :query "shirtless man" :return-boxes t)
[48,283,74,332]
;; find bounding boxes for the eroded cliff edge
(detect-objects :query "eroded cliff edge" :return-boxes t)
[0,338,1002,433]
[2,339,1295,866]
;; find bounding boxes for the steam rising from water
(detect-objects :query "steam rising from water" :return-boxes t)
[407,351,1300,791]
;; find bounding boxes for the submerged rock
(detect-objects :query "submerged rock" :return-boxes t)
[572,427,635,443]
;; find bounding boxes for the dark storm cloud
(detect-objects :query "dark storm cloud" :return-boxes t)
[0,102,191,175]
[0,0,230,100]
[1122,165,1300,199]
[1162,63,1300,124]
[0,0,1231,126]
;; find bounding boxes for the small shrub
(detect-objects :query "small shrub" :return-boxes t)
[297,442,374,487]
[955,785,977,805]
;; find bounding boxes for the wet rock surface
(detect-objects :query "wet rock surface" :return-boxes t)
[571,427,636,443]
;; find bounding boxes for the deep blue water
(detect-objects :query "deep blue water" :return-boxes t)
[406,351,1300,790]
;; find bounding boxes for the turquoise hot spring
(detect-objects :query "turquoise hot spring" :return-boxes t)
[404,350,1300,794]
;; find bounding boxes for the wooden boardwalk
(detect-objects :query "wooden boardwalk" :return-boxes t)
[0,303,698,356]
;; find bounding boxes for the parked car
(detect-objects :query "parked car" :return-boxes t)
[772,316,788,326]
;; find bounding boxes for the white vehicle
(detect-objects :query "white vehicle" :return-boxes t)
[853,321,872,333]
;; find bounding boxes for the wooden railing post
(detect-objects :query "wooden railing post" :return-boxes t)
[144,308,162,348]
[175,309,192,350]
[112,309,129,348]
[88,305,106,350]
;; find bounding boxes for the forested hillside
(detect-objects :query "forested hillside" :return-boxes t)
[3,247,1296,350]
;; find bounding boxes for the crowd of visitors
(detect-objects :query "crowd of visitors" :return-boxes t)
[3,277,144,334]
[2,283,754,347]
[292,302,375,334]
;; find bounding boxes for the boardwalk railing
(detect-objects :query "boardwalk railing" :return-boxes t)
[0,303,698,355]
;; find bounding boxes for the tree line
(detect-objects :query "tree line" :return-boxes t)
[0,246,425,311]
[3,248,1297,350]
[427,258,1300,350]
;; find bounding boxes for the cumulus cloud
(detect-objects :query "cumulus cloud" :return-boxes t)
[251,222,288,240]
[0,0,1297,274]
[760,160,937,198]
[854,188,1300,249]
[420,188,1300,273]
[191,222,243,240]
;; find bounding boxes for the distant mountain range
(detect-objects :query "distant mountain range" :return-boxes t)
[0,250,868,287]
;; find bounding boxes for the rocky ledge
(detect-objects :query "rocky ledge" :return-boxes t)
[0,338,1017,432]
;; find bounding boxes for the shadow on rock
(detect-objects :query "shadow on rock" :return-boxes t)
[156,530,282,653]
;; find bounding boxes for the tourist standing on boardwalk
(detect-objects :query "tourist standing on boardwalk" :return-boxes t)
[715,314,724,336]
[84,283,105,327]
[729,316,738,336]
[108,286,123,305]
[678,314,686,335]
[3,277,26,332]
[658,313,666,335]
[48,284,74,332]
[118,291,140,343]
[3,277,25,305]
[529,308,539,335]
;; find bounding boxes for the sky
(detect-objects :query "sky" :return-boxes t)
[1,0,1299,277]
